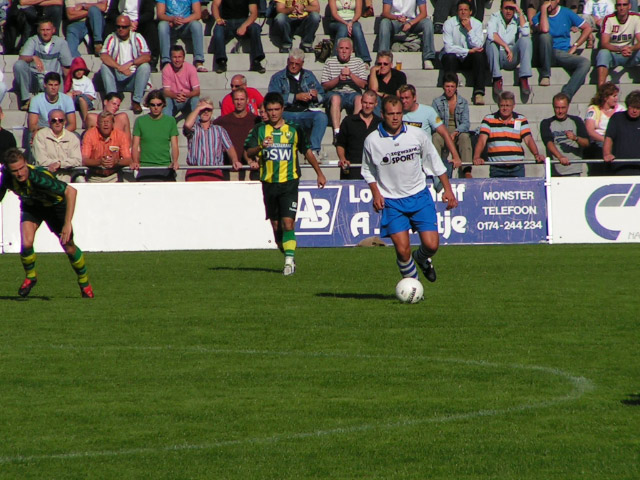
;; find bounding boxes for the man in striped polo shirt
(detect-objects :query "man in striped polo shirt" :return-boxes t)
[321,37,369,142]
[245,92,326,276]
[473,90,544,177]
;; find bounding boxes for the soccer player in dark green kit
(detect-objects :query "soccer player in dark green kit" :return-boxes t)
[245,92,327,276]
[0,148,94,298]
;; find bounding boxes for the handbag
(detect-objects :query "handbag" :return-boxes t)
[314,39,333,63]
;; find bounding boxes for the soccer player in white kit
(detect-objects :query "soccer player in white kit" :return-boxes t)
[362,96,458,282]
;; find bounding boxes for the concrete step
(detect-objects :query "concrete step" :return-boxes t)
[3,79,638,114]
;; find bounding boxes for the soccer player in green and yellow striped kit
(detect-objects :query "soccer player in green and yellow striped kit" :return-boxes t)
[0,148,94,298]
[245,92,326,276]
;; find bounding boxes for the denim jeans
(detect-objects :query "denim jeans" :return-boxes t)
[489,164,525,177]
[272,12,321,48]
[66,6,105,57]
[283,110,328,152]
[158,20,205,65]
[164,96,199,117]
[442,52,486,95]
[100,63,151,103]
[328,20,371,64]
[537,33,590,99]
[486,36,532,79]
[377,18,435,61]
[13,59,44,101]
[212,18,264,64]
[595,48,640,69]
[0,80,7,104]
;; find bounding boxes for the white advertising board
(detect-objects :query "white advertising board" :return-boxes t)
[549,177,640,243]
[1,182,276,253]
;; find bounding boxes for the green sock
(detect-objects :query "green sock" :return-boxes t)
[282,230,296,257]
[67,247,90,287]
[20,247,37,279]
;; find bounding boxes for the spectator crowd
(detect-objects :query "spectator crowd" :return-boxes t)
[1,0,640,179]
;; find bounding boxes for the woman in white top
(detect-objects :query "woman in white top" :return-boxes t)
[584,81,625,174]
[328,0,372,64]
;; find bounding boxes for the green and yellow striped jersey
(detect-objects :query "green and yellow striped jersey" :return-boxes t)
[244,121,310,183]
[0,164,67,207]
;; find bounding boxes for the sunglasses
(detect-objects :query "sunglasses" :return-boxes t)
[201,108,213,113]
[376,62,390,66]
[149,102,164,107]
[116,25,130,29]
[50,118,65,124]
[504,6,516,9]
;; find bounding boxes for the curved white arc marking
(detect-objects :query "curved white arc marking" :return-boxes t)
[0,346,595,465]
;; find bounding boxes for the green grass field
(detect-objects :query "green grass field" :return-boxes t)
[0,245,639,479]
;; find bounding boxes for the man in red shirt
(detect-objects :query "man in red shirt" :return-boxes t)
[220,74,263,116]
[214,87,260,180]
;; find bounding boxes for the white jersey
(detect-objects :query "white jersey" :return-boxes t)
[362,123,447,199]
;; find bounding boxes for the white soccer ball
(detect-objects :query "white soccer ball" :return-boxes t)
[395,277,424,304]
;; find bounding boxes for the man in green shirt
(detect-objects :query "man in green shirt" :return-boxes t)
[245,92,326,276]
[131,90,179,181]
[0,148,94,298]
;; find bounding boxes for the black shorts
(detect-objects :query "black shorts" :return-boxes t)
[262,179,299,221]
[21,202,70,238]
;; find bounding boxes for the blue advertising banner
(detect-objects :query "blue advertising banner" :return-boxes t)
[296,178,548,247]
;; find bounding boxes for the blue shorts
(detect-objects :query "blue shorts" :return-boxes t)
[380,187,437,237]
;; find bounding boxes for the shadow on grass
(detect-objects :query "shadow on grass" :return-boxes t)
[316,292,396,300]
[621,394,640,406]
[0,295,51,301]
[209,266,282,274]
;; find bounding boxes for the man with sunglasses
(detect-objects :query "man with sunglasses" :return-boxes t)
[220,74,264,116]
[27,72,76,140]
[595,0,640,87]
[131,90,179,181]
[32,109,82,182]
[100,14,152,114]
[486,0,533,97]
[368,50,406,116]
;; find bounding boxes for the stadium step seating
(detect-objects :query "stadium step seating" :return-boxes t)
[0,0,635,180]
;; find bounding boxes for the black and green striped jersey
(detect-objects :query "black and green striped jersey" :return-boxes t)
[244,120,310,183]
[0,164,67,207]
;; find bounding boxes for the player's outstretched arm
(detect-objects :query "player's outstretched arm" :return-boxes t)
[61,185,77,245]
[438,174,458,210]
[304,150,326,188]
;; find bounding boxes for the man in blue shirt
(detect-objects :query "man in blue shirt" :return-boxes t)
[533,0,591,99]
[268,49,328,158]
[156,0,207,71]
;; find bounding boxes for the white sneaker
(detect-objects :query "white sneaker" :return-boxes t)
[283,257,296,276]
[423,60,435,70]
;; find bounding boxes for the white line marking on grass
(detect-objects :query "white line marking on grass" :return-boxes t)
[0,346,594,465]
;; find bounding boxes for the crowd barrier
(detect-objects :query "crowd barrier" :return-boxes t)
[1,160,639,253]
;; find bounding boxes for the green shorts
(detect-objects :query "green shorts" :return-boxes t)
[261,179,299,221]
[21,202,70,238]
